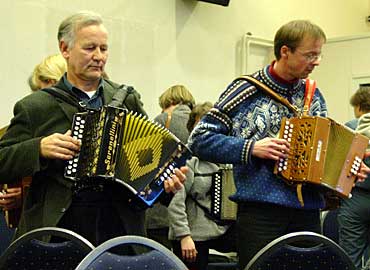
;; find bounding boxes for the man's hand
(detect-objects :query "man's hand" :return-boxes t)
[163,166,188,194]
[252,137,290,161]
[0,187,22,210]
[356,151,370,182]
[40,130,81,160]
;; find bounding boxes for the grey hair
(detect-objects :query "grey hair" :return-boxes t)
[57,10,103,48]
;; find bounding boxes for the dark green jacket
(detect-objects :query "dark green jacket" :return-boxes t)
[0,78,147,239]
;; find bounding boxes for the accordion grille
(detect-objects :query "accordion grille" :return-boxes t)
[116,112,179,183]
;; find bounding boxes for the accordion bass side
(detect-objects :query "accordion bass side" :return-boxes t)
[274,116,369,198]
[211,164,237,221]
[64,105,191,209]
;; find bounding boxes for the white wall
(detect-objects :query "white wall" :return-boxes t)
[1,0,370,126]
[312,34,370,124]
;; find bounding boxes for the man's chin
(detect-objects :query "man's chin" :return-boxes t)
[86,71,103,80]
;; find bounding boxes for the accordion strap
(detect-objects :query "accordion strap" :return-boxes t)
[303,79,317,116]
[108,84,134,108]
[165,111,172,129]
[238,75,300,116]
[42,87,87,112]
[188,194,232,226]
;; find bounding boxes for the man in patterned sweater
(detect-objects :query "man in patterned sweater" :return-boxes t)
[188,20,369,268]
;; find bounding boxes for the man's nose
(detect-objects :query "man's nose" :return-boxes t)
[93,48,104,60]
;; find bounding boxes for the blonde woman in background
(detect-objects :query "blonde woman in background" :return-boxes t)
[28,53,67,91]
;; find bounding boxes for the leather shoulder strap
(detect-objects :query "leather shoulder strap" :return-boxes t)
[238,75,299,116]
[42,87,86,112]
[303,79,317,116]
[108,84,133,109]
[165,111,172,129]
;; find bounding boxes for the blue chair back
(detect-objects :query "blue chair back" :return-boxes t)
[0,227,94,270]
[75,235,188,270]
[245,231,355,270]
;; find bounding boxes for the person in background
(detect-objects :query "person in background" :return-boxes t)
[29,54,67,91]
[146,84,195,249]
[168,102,237,270]
[0,10,187,246]
[338,85,370,269]
[187,19,370,269]
[155,84,195,143]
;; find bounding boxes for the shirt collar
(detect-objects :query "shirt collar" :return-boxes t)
[268,60,299,85]
[62,73,104,99]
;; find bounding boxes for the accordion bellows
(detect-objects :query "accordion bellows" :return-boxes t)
[274,116,369,198]
[65,106,191,208]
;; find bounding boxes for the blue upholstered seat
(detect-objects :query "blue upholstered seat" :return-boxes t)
[75,235,188,270]
[245,231,355,270]
[0,227,94,270]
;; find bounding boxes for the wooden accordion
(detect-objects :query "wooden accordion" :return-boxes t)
[211,164,237,221]
[274,116,369,198]
[64,105,191,209]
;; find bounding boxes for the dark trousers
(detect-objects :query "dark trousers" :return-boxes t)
[57,188,128,247]
[57,202,127,247]
[338,188,370,269]
[237,202,321,269]
[172,224,237,270]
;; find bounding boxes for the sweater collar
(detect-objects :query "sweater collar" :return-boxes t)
[259,62,302,97]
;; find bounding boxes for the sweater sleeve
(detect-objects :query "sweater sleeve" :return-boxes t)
[188,79,256,165]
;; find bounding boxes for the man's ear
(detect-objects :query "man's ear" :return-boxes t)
[59,41,69,59]
[280,45,290,59]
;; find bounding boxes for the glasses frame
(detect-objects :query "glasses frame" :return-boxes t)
[291,48,323,63]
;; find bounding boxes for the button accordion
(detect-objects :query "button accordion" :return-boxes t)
[64,105,191,209]
[274,116,369,198]
[211,164,237,221]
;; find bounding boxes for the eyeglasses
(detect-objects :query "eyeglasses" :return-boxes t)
[294,49,323,63]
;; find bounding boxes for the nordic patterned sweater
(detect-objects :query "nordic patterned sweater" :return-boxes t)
[188,64,328,210]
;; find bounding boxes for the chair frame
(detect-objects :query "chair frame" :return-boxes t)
[0,226,95,267]
[75,235,188,270]
[245,231,355,270]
